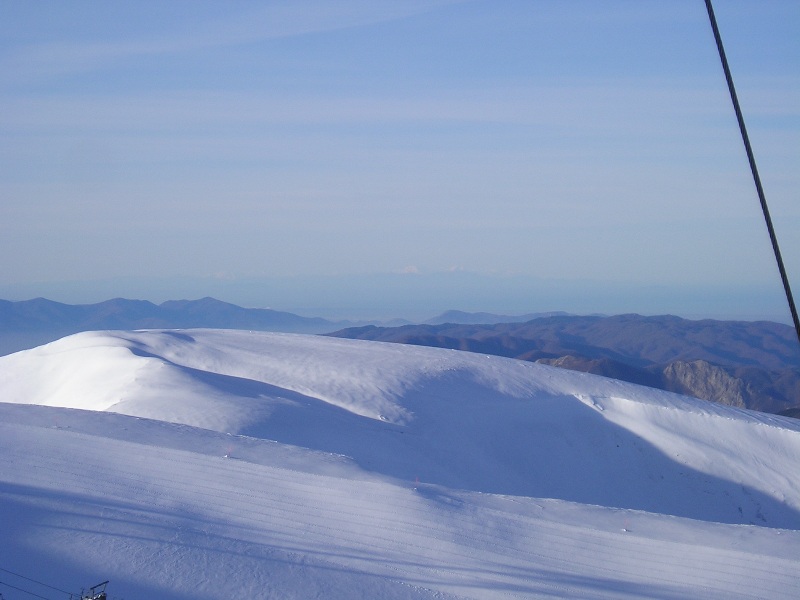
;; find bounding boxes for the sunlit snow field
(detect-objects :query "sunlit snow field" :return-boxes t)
[1,330,798,599]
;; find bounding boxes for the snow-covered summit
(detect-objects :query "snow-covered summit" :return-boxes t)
[1,330,798,599]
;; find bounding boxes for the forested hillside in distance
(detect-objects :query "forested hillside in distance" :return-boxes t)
[329,314,800,414]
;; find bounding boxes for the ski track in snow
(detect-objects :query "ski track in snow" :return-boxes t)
[1,329,799,599]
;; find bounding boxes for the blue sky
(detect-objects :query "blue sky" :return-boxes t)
[1,1,798,321]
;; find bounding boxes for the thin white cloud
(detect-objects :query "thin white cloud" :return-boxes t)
[1,0,462,85]
[398,266,421,275]
[0,82,739,134]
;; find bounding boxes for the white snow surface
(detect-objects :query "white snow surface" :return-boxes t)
[1,329,798,599]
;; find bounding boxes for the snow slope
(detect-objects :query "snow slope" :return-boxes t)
[1,329,798,599]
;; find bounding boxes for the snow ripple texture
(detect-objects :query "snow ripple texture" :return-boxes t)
[1,329,798,599]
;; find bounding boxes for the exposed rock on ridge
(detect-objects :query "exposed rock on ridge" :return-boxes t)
[330,314,800,414]
[661,360,747,408]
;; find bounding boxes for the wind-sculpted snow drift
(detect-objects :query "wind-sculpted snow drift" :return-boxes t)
[1,330,798,599]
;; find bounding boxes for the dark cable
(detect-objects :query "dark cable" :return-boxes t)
[0,579,54,600]
[704,0,800,345]
[0,568,72,596]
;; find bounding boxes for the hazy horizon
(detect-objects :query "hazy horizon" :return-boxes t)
[0,270,792,324]
[2,1,798,324]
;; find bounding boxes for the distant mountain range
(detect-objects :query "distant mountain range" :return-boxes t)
[4,299,799,416]
[328,314,800,415]
[0,297,360,355]
[0,299,559,356]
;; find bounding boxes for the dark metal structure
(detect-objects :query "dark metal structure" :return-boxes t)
[79,581,109,600]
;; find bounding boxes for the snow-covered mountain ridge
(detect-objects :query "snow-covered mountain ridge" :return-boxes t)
[1,329,798,599]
